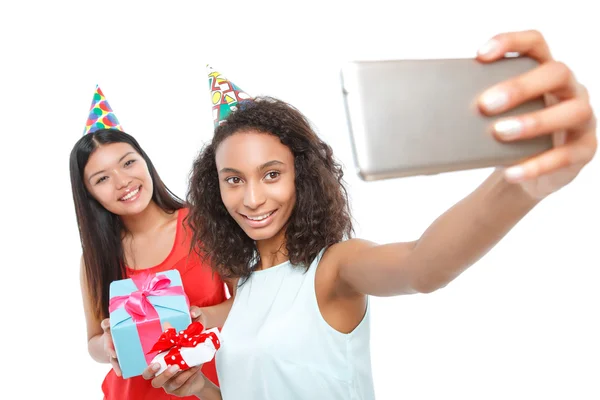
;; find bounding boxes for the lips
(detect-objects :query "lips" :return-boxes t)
[119,186,141,201]
[240,209,278,228]
[244,210,275,221]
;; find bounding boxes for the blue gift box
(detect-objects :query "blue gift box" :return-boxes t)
[109,269,192,379]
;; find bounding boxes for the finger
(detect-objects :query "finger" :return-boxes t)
[103,335,117,359]
[165,366,201,395]
[142,363,162,380]
[492,98,594,141]
[101,318,110,332]
[151,364,181,388]
[102,326,117,356]
[478,60,577,115]
[504,134,597,182]
[110,358,122,377]
[105,346,117,359]
[169,380,194,397]
[190,306,202,319]
[162,321,173,331]
[577,84,590,103]
[477,30,553,63]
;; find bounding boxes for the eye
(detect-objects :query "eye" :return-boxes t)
[264,171,280,181]
[95,176,108,185]
[225,176,243,185]
[124,159,136,167]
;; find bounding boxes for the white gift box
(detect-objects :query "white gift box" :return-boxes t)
[151,327,221,375]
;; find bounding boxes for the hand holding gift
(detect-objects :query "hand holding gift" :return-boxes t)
[148,321,221,376]
[100,318,122,377]
[109,270,192,378]
[142,322,212,398]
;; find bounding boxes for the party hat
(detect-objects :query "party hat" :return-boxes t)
[207,65,252,127]
[83,85,124,135]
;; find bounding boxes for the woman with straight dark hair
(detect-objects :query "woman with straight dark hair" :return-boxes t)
[71,87,232,400]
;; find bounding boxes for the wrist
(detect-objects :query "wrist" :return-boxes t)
[193,386,212,399]
[488,168,541,211]
[194,377,221,399]
[469,169,541,232]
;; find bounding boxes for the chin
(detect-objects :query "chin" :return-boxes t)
[242,226,281,242]
[115,196,152,216]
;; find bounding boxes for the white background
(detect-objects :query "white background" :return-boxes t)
[1,1,598,399]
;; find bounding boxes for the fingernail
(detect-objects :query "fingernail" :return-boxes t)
[505,166,526,182]
[478,39,500,57]
[152,363,160,371]
[494,119,523,138]
[168,365,180,373]
[191,310,197,318]
[481,90,509,112]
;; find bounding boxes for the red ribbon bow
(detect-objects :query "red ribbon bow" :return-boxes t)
[148,322,221,371]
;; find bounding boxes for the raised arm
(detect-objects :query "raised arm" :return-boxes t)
[334,30,596,298]
[334,169,536,296]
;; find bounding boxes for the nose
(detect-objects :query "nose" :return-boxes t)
[114,170,132,190]
[243,181,266,210]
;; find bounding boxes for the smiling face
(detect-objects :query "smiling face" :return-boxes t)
[216,130,296,242]
[83,142,154,216]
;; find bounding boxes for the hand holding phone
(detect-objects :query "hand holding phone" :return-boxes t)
[341,30,596,202]
[341,55,551,180]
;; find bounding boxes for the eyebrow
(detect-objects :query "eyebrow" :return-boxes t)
[88,151,135,183]
[219,160,285,175]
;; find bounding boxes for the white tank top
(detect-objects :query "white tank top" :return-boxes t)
[216,248,375,400]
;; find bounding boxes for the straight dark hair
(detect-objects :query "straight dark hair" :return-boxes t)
[70,129,184,320]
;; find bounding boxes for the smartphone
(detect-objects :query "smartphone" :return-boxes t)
[340,56,552,181]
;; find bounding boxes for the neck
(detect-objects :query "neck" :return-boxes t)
[256,228,288,270]
[120,201,174,237]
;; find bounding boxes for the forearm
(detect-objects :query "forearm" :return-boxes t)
[408,169,540,292]
[199,297,234,329]
[88,333,109,363]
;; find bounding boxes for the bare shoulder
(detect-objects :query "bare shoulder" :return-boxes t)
[316,239,378,296]
[169,208,181,228]
[322,239,378,268]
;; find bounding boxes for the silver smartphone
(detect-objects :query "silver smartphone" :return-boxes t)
[340,56,552,181]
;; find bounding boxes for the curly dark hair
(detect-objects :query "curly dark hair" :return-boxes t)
[186,97,353,280]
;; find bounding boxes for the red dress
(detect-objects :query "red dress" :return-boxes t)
[102,208,227,400]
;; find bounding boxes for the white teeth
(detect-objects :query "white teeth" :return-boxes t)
[121,188,140,201]
[246,211,273,221]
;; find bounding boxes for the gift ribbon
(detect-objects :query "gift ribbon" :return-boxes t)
[148,321,221,371]
[109,273,189,364]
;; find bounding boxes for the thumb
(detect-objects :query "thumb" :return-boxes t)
[162,321,173,331]
[190,306,202,319]
[101,318,111,332]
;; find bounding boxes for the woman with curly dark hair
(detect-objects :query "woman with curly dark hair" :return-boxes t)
[187,98,353,282]
[144,31,597,400]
